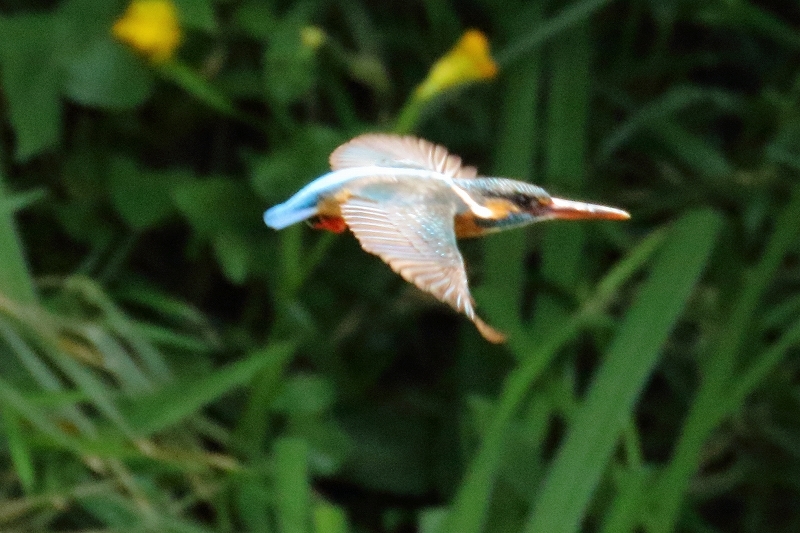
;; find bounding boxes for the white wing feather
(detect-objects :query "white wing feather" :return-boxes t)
[340,193,504,343]
[330,134,478,179]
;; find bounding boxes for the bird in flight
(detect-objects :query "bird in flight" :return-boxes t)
[264,134,629,343]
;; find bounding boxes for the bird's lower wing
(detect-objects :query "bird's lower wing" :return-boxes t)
[340,196,505,343]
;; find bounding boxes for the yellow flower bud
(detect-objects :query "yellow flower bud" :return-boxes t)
[414,30,499,101]
[300,26,326,51]
[112,0,181,63]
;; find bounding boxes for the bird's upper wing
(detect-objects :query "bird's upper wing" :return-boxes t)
[340,186,504,343]
[329,134,478,178]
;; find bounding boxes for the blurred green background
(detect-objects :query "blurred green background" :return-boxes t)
[1,0,799,532]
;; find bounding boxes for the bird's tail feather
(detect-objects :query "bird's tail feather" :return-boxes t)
[263,204,318,229]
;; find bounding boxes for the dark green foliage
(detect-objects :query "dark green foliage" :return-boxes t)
[0,0,798,532]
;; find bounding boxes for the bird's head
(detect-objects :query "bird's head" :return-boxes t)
[492,182,630,223]
[513,193,631,222]
[456,178,630,236]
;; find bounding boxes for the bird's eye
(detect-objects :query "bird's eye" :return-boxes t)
[512,194,531,207]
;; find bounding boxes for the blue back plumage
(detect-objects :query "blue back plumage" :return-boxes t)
[263,169,356,229]
[263,167,450,229]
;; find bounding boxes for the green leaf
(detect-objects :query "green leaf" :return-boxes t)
[112,278,208,328]
[158,62,244,120]
[523,209,723,533]
[79,493,140,528]
[263,15,317,106]
[64,39,154,109]
[213,230,250,284]
[275,437,312,533]
[0,317,94,434]
[598,467,652,533]
[57,0,120,41]
[55,200,114,246]
[314,500,349,533]
[420,508,448,533]
[173,179,262,236]
[655,121,733,179]
[235,477,274,533]
[530,21,591,341]
[46,347,138,439]
[0,374,80,452]
[696,0,800,50]
[2,407,35,493]
[479,1,545,338]
[599,86,742,161]
[108,158,188,230]
[232,1,276,41]
[124,341,296,434]
[0,188,47,214]
[272,374,336,416]
[496,0,615,67]
[235,340,298,457]
[173,178,267,283]
[0,162,38,304]
[250,126,342,201]
[174,0,217,32]
[0,0,124,158]
[651,189,800,532]
[0,14,62,160]
[443,227,667,533]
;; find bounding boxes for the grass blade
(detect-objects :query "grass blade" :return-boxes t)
[442,227,666,533]
[0,144,37,304]
[496,0,615,67]
[125,341,295,434]
[314,500,349,533]
[275,437,311,533]
[652,188,800,532]
[730,315,800,411]
[1,406,35,493]
[235,340,298,457]
[479,2,546,348]
[523,209,722,533]
[0,374,80,452]
[528,20,592,342]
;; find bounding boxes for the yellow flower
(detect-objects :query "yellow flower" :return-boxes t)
[300,26,326,51]
[112,0,181,63]
[414,30,499,101]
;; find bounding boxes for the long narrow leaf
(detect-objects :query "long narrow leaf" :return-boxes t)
[442,227,666,533]
[523,209,722,533]
[480,1,546,359]
[125,341,295,434]
[1,407,35,493]
[496,0,615,67]
[652,188,800,532]
[529,21,592,342]
[275,437,311,533]
[0,145,37,304]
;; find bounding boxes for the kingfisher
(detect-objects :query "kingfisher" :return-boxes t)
[264,134,629,343]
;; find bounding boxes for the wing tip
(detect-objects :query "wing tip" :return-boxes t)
[473,317,507,344]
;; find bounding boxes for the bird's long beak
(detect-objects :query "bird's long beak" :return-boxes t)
[546,197,631,221]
